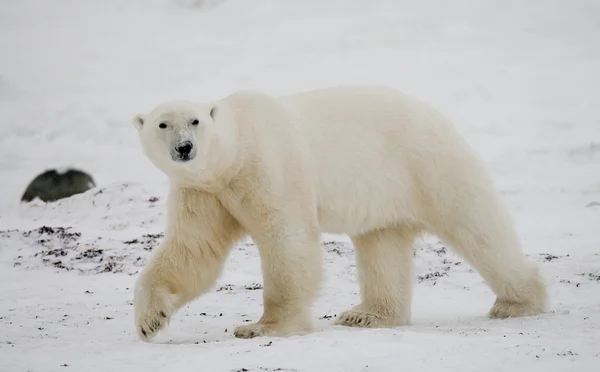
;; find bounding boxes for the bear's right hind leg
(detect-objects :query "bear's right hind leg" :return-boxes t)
[335,226,420,329]
[432,207,548,319]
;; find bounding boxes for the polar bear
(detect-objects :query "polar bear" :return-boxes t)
[132,85,547,341]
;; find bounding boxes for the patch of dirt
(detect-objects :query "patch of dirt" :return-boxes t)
[538,253,570,262]
[557,350,579,357]
[323,240,352,256]
[319,314,336,320]
[414,240,466,285]
[418,271,449,282]
[75,248,104,259]
[217,284,235,292]
[217,283,263,292]
[578,272,600,282]
[559,279,581,287]
[123,233,164,251]
[5,226,158,275]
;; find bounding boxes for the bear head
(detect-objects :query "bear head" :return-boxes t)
[133,100,237,188]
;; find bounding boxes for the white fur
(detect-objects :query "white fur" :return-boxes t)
[132,85,548,341]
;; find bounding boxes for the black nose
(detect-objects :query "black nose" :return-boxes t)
[176,141,193,157]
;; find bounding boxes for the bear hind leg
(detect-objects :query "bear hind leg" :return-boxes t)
[431,208,548,319]
[335,226,420,329]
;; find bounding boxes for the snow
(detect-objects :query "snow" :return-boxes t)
[1,0,599,371]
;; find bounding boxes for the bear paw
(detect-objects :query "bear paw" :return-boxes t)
[137,307,171,341]
[335,308,406,328]
[134,279,179,342]
[335,309,385,328]
[233,316,313,339]
[233,323,269,339]
[488,298,546,319]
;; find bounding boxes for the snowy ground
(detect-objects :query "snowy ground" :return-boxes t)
[1,0,599,371]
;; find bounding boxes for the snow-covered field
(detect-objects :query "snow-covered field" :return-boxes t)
[1,0,599,371]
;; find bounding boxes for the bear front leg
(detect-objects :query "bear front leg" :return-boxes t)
[134,261,181,341]
[134,188,244,342]
[233,227,323,339]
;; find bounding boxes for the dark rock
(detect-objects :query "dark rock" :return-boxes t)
[21,168,95,203]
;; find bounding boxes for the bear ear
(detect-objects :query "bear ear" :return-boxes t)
[133,114,145,131]
[209,105,217,120]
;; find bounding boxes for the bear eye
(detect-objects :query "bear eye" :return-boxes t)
[191,119,199,125]
[159,123,167,129]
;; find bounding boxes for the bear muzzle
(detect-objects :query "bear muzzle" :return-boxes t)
[172,141,196,162]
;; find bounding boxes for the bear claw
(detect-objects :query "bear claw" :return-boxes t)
[138,309,170,341]
[233,323,266,339]
[335,309,396,328]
